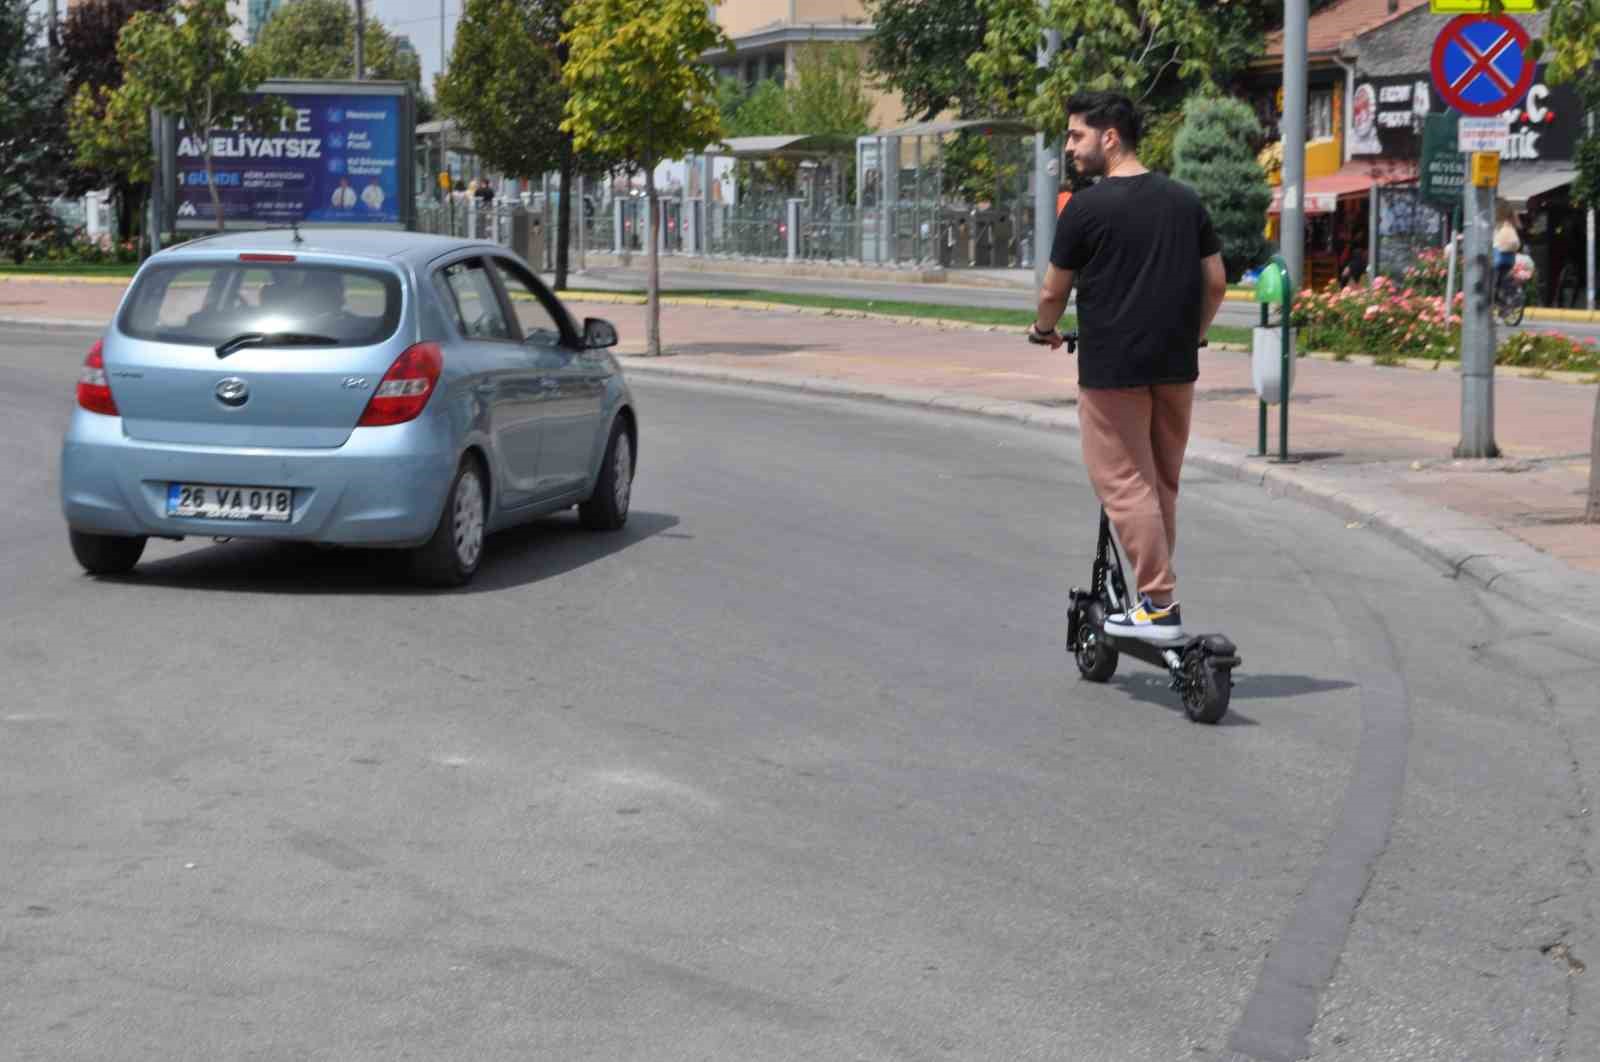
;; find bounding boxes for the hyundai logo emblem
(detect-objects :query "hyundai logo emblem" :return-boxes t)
[215,377,249,406]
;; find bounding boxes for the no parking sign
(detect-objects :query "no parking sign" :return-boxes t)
[1430,14,1536,118]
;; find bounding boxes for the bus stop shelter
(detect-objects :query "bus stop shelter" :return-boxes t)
[855,118,1038,268]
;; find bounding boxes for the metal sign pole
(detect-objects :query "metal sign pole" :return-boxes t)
[1281,0,1309,290]
[1455,166,1499,458]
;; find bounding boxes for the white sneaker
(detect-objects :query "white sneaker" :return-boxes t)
[1105,596,1185,642]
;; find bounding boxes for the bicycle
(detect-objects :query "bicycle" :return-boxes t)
[1494,261,1528,327]
[1029,329,1241,722]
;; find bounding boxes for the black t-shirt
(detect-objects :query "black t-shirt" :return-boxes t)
[1050,172,1221,389]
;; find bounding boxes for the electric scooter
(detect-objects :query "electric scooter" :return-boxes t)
[1032,328,1241,723]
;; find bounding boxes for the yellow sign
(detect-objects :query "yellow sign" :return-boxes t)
[1429,1,1537,11]
[438,171,452,191]
[1470,151,1500,187]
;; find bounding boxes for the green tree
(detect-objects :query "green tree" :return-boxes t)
[60,0,168,242]
[726,78,790,137]
[787,44,874,138]
[969,0,1221,140]
[1137,107,1186,175]
[68,79,154,247]
[0,0,72,261]
[864,0,989,121]
[252,0,423,92]
[439,0,611,290]
[561,0,727,355]
[118,0,284,232]
[1171,95,1270,281]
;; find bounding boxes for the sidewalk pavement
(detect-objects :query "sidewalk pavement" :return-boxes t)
[6,276,1598,628]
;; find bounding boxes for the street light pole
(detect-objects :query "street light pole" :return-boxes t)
[354,0,366,80]
[1280,0,1309,291]
[1032,11,1061,291]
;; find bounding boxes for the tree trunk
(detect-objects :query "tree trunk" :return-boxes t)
[207,143,223,233]
[202,101,223,233]
[555,150,574,291]
[115,180,137,243]
[1587,385,1600,523]
[644,160,660,357]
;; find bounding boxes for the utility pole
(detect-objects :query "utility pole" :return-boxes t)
[1280,0,1309,291]
[354,0,366,80]
[1032,10,1061,292]
[1455,165,1498,458]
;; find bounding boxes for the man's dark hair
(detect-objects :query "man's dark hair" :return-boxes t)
[1065,92,1142,151]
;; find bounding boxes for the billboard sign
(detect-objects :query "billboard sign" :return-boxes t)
[163,80,415,232]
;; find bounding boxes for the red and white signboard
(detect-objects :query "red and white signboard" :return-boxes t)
[1457,116,1510,153]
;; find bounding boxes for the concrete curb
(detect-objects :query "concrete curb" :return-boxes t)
[621,356,1600,637]
[0,315,104,330]
[0,274,132,286]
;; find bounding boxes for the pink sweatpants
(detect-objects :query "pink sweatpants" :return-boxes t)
[1077,383,1196,603]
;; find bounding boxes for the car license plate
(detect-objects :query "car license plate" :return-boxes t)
[167,483,292,522]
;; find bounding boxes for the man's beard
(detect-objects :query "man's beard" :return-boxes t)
[1072,139,1107,179]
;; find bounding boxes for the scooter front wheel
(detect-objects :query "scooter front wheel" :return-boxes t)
[1180,647,1232,724]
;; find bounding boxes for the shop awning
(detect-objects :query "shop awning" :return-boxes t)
[877,118,1038,138]
[705,134,858,159]
[1499,164,1576,208]
[1268,161,1418,215]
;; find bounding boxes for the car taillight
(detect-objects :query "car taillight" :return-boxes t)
[358,342,442,427]
[76,340,118,415]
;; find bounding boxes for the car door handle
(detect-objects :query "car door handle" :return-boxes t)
[537,377,560,391]
[474,382,496,395]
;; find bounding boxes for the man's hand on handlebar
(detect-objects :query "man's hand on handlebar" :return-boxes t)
[1027,322,1065,350]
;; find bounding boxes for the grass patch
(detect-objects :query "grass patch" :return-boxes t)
[0,262,140,278]
[576,286,1252,345]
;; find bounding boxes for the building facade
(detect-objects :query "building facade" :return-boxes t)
[702,0,907,132]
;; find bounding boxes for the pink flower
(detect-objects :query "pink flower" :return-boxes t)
[1364,305,1380,320]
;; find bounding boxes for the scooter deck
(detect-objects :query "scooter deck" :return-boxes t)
[1102,630,1240,672]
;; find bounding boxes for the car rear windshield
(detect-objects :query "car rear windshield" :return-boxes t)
[118,261,403,348]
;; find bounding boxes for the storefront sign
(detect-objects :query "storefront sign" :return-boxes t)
[1420,112,1466,210]
[1350,78,1432,156]
[1350,66,1581,164]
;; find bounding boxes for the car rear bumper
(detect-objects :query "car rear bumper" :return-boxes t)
[60,410,457,547]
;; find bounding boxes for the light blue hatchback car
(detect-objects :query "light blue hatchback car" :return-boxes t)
[60,229,637,586]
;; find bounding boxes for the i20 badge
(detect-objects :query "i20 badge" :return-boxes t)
[342,377,371,390]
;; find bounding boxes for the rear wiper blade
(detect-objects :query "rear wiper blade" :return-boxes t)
[215,331,340,358]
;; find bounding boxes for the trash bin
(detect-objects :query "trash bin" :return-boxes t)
[512,208,544,270]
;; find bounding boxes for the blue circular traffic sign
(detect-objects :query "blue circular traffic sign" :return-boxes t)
[1430,15,1535,118]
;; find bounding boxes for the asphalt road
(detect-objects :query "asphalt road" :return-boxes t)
[564,264,1600,344]
[4,322,1599,1060]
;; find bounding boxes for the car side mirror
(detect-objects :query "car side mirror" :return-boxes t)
[583,317,618,350]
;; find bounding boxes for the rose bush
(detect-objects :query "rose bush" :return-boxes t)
[1291,278,1600,372]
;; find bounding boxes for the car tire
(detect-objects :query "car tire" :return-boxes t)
[69,529,147,576]
[579,418,633,532]
[410,457,487,588]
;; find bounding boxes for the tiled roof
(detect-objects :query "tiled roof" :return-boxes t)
[1263,0,1432,61]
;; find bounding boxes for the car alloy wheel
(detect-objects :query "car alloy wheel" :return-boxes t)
[453,467,485,570]
[612,433,632,517]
